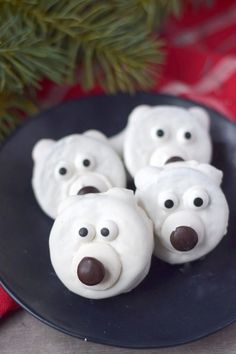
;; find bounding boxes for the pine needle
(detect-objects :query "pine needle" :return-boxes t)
[0,0,210,141]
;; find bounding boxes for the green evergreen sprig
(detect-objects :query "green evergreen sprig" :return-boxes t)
[0,0,208,140]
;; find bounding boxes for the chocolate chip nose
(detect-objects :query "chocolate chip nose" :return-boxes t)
[165,156,185,164]
[170,226,198,251]
[77,257,105,286]
[77,186,100,195]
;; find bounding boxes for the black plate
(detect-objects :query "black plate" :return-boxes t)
[0,93,236,348]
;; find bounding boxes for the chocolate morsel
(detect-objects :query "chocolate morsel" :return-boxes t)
[77,186,100,195]
[165,156,185,164]
[77,257,105,286]
[170,226,198,252]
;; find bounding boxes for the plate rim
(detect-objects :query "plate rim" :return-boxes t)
[1,279,235,349]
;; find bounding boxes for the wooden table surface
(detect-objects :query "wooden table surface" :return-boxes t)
[0,310,236,354]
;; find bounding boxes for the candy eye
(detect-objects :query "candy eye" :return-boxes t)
[151,126,169,141]
[55,161,74,180]
[156,129,165,137]
[177,128,194,144]
[79,228,89,237]
[184,187,210,210]
[101,228,110,236]
[193,197,203,207]
[164,199,175,209]
[159,191,178,211]
[97,220,119,241]
[82,159,91,167]
[192,194,209,209]
[77,223,95,242]
[59,167,67,175]
[184,131,192,140]
[76,155,96,170]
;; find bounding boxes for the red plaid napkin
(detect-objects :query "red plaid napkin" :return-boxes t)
[1,0,236,318]
[159,0,236,120]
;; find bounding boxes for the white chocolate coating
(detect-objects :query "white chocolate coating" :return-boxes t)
[32,132,126,219]
[123,105,212,176]
[135,161,229,264]
[49,188,154,299]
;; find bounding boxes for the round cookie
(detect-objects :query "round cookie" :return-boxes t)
[122,105,212,177]
[135,161,229,264]
[49,188,154,299]
[32,131,126,219]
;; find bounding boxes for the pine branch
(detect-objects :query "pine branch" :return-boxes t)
[0,92,37,141]
[0,0,172,95]
[0,0,210,141]
[0,7,72,94]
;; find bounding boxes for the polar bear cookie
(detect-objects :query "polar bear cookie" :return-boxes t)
[32,131,126,219]
[135,161,229,264]
[123,105,212,176]
[49,188,154,299]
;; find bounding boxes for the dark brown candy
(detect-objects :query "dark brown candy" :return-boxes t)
[165,156,185,164]
[77,257,105,286]
[170,226,198,252]
[77,186,100,195]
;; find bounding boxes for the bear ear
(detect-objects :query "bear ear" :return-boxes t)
[128,105,151,125]
[106,187,135,203]
[84,130,108,142]
[32,139,55,162]
[188,106,210,131]
[135,166,161,190]
[197,163,223,186]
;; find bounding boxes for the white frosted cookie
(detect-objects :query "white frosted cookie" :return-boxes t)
[122,105,212,177]
[32,131,126,219]
[49,188,154,299]
[135,161,229,264]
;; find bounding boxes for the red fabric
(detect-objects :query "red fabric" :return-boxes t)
[158,0,236,120]
[1,0,236,317]
[0,288,19,318]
